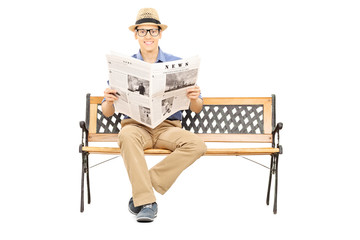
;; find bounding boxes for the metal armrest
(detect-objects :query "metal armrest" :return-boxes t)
[272,122,283,134]
[79,121,89,153]
[272,122,283,154]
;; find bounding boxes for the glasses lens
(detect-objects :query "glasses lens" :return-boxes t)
[150,29,159,36]
[137,29,147,37]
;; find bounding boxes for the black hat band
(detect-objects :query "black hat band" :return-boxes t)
[135,18,161,25]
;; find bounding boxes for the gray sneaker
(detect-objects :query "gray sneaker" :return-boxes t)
[136,202,158,222]
[128,197,142,215]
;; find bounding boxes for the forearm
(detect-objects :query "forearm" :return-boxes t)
[101,100,115,117]
[189,98,203,113]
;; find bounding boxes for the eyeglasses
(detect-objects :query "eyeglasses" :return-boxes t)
[136,28,161,37]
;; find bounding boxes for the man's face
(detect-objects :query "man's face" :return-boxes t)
[135,25,162,53]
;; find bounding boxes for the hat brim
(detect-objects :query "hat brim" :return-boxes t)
[129,23,168,32]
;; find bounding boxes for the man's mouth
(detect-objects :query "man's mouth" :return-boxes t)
[144,41,153,45]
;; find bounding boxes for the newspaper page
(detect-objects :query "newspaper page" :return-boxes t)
[106,52,200,128]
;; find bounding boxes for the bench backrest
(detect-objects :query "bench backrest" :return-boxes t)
[85,94,276,143]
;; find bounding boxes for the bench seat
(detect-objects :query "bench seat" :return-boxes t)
[82,146,280,155]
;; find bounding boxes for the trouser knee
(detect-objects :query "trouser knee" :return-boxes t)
[184,138,207,158]
[117,127,143,147]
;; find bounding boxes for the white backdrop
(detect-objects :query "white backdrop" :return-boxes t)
[1,0,359,239]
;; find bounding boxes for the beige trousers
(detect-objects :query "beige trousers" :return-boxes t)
[118,119,207,207]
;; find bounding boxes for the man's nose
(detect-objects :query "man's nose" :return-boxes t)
[144,31,152,38]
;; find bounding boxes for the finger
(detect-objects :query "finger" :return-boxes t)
[187,92,200,97]
[105,94,118,102]
[191,85,200,91]
[187,89,199,94]
[187,93,199,99]
[110,95,118,100]
[104,88,117,94]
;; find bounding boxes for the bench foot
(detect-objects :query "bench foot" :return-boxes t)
[266,153,279,214]
[80,152,91,212]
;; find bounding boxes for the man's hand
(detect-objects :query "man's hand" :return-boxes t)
[102,88,117,117]
[104,88,118,104]
[186,85,201,100]
[187,85,203,113]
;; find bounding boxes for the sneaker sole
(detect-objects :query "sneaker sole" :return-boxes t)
[136,215,157,222]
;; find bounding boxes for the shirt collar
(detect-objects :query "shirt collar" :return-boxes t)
[135,47,166,63]
[156,47,166,62]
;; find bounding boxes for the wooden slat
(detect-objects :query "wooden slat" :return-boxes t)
[198,134,272,143]
[263,99,273,134]
[203,97,271,105]
[91,96,272,106]
[88,103,98,133]
[91,96,104,104]
[206,148,279,155]
[82,146,279,156]
[88,133,118,142]
[88,133,272,143]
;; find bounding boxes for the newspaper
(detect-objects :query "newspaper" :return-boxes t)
[106,52,200,128]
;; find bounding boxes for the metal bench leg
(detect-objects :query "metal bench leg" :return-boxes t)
[266,153,279,214]
[86,153,91,204]
[80,153,86,212]
[80,152,91,212]
[266,154,274,206]
[273,153,279,214]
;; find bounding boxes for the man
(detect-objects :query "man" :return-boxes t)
[137,82,145,95]
[102,8,207,222]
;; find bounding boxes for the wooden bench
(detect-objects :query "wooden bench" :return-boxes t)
[79,94,283,214]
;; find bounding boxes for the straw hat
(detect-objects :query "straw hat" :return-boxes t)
[129,8,168,32]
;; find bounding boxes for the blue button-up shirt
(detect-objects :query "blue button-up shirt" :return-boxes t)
[105,47,198,121]
[132,47,181,63]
